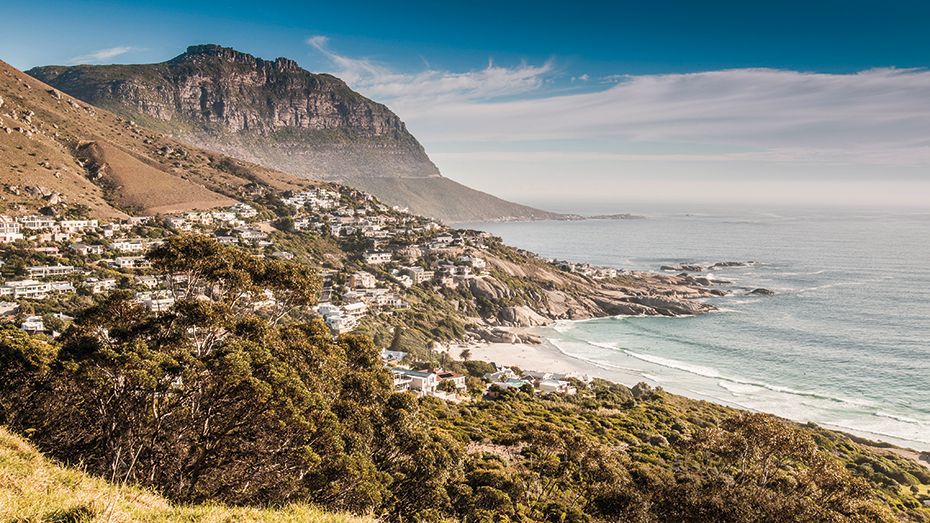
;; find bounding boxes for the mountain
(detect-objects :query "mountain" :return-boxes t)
[28,45,567,223]
[0,58,316,217]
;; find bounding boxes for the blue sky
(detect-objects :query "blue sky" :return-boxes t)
[4,0,930,209]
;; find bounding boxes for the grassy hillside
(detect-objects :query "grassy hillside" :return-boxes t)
[0,426,372,523]
[0,58,314,218]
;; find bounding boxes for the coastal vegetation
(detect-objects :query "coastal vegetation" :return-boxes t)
[2,237,929,522]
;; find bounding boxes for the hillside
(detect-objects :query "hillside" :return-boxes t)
[0,426,372,523]
[27,44,568,223]
[0,58,316,217]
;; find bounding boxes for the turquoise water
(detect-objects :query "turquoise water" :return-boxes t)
[461,207,930,450]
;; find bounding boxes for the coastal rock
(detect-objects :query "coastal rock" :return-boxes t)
[478,328,520,344]
[750,288,776,295]
[518,333,544,344]
[660,264,704,272]
[626,295,717,316]
[708,261,750,269]
[500,306,550,327]
[467,276,511,300]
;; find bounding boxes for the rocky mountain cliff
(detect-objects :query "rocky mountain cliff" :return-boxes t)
[28,45,566,223]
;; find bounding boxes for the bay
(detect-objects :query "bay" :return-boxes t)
[460,206,930,450]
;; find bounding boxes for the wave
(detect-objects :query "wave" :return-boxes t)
[873,411,930,427]
[623,350,722,378]
[822,421,930,446]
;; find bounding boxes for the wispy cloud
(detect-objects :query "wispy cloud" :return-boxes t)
[67,46,140,64]
[308,39,930,169]
[307,36,554,106]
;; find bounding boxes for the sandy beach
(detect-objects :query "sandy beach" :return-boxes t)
[447,326,599,379]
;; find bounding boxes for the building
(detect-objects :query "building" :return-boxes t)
[16,215,56,229]
[58,219,98,233]
[363,250,392,265]
[348,271,376,289]
[435,371,467,390]
[83,278,117,293]
[229,203,258,218]
[70,243,105,255]
[27,264,75,278]
[0,280,51,299]
[391,369,438,395]
[0,215,23,243]
[113,256,151,269]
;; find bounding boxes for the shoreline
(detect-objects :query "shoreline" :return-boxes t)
[456,324,930,456]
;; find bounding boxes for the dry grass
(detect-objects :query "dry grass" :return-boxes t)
[0,59,314,219]
[0,427,373,523]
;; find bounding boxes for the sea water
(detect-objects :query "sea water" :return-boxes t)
[460,206,930,451]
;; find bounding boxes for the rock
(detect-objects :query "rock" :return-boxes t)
[47,193,61,205]
[0,96,3,108]
[466,276,511,300]
[627,295,717,315]
[48,89,61,100]
[25,186,52,198]
[518,334,543,344]
[478,328,520,344]
[710,279,732,284]
[500,306,550,327]
[750,288,776,295]
[693,277,712,286]
[631,382,653,398]
[661,264,704,272]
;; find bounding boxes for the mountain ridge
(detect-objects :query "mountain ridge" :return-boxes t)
[27,45,567,223]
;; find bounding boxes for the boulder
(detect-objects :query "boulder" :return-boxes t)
[47,192,61,205]
[466,276,510,300]
[25,186,52,198]
[749,288,776,295]
[500,306,550,327]
[709,261,749,269]
[627,295,716,315]
[478,328,520,344]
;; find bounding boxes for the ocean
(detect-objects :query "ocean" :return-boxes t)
[461,206,930,451]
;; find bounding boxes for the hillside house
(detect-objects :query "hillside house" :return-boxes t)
[363,250,392,265]
[27,264,75,278]
[0,280,51,299]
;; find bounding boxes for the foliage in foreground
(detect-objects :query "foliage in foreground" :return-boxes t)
[0,426,373,523]
[1,237,927,522]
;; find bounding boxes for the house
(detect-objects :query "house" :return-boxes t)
[342,302,368,319]
[0,215,23,243]
[234,227,267,240]
[362,250,392,265]
[110,239,150,253]
[392,369,438,395]
[58,219,98,233]
[20,319,45,334]
[27,264,75,278]
[83,278,117,293]
[134,275,161,288]
[538,379,577,395]
[457,256,487,269]
[166,217,191,231]
[70,243,105,255]
[215,236,239,245]
[271,251,295,260]
[0,280,51,299]
[404,266,434,284]
[435,371,467,390]
[485,368,518,382]
[16,215,55,229]
[229,203,258,218]
[348,271,376,289]
[127,216,154,225]
[113,256,151,269]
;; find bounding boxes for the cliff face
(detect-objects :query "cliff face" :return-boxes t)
[27,45,569,223]
[28,45,440,181]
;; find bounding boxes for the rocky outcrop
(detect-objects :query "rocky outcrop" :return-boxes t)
[750,288,776,295]
[500,306,550,327]
[466,276,512,300]
[28,45,439,182]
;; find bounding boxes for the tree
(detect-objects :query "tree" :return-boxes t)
[459,348,472,361]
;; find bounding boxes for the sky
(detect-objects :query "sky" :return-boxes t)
[4,0,930,211]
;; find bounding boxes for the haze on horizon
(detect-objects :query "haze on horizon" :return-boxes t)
[5,0,930,211]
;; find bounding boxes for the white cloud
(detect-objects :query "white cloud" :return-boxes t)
[307,35,554,106]
[67,46,139,65]
[307,39,930,199]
